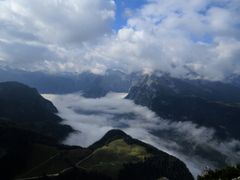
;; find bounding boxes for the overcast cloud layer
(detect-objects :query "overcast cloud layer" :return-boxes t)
[0,0,240,79]
[43,93,240,177]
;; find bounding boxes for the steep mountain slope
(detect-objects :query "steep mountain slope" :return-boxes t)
[86,129,194,180]
[0,82,73,140]
[5,129,193,180]
[126,74,240,139]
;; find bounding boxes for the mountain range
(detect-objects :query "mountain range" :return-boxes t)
[0,81,194,180]
[126,73,240,140]
[1,67,239,97]
[0,71,240,179]
[0,68,140,98]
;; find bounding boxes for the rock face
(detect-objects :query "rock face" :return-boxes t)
[126,74,240,139]
[0,81,73,140]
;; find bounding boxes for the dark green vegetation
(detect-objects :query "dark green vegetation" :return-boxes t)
[80,130,194,180]
[0,128,194,180]
[0,81,191,180]
[126,74,240,139]
[198,165,240,180]
[1,80,239,179]
[79,139,151,178]
[0,82,73,141]
[0,124,91,180]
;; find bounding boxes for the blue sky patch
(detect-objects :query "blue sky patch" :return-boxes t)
[113,0,148,30]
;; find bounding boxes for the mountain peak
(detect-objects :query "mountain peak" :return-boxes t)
[104,129,129,138]
[89,129,131,149]
[87,129,193,180]
[0,81,38,93]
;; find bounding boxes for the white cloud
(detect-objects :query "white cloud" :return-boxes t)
[43,92,240,177]
[84,0,240,79]
[0,0,239,79]
[0,0,115,72]
[0,0,115,44]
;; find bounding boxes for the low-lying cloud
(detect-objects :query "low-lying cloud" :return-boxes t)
[43,92,240,177]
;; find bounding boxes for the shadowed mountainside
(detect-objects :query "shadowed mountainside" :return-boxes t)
[198,165,240,180]
[0,128,194,180]
[0,81,73,141]
[126,74,240,139]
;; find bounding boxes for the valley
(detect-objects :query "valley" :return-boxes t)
[1,0,240,179]
[43,91,240,178]
[1,73,240,179]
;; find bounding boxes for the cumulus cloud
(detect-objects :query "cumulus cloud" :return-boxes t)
[43,93,240,177]
[0,0,115,72]
[0,0,239,79]
[85,0,240,79]
[0,0,115,44]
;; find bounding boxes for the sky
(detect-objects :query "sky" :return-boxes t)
[43,92,240,177]
[0,0,240,80]
[113,0,147,30]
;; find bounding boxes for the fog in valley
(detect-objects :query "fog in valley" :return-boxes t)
[44,93,240,177]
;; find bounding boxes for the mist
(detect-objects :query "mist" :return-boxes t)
[43,92,240,177]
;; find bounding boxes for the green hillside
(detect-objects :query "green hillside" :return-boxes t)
[79,139,152,178]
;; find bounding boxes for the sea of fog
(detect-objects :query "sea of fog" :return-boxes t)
[43,92,240,178]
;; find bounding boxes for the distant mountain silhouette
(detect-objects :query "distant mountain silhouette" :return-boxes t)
[0,68,140,97]
[225,74,240,88]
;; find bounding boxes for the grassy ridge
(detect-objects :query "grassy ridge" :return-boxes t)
[79,139,152,178]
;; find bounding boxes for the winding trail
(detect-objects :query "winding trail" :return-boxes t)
[15,150,95,180]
